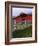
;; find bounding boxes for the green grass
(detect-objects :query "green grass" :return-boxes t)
[16,23,32,30]
[12,26,32,38]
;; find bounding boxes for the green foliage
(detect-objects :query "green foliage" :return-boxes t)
[12,26,32,38]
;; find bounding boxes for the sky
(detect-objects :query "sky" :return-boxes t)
[12,7,32,17]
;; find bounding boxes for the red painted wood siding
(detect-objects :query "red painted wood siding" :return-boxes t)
[15,15,32,23]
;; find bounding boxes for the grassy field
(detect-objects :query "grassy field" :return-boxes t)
[12,26,32,38]
[16,23,32,30]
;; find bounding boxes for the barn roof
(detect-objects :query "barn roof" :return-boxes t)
[13,13,32,19]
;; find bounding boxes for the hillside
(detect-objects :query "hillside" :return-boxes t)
[12,25,32,38]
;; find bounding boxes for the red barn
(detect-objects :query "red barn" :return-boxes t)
[12,13,32,30]
[13,13,32,24]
